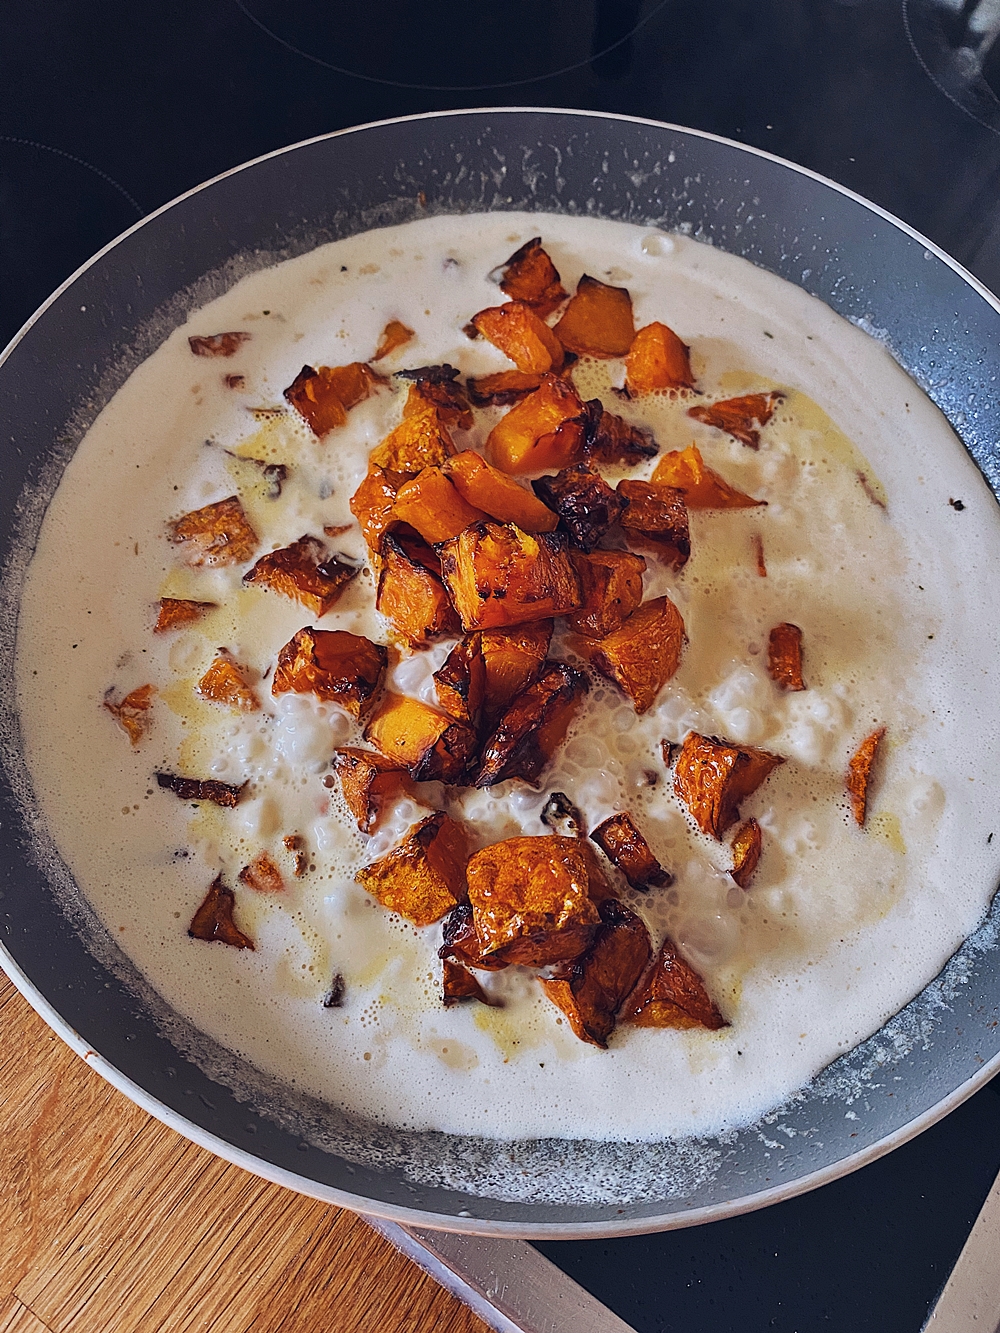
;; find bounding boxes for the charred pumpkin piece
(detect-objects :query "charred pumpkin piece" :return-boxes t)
[373,319,415,361]
[284,362,381,436]
[688,391,784,450]
[532,463,627,552]
[590,813,673,890]
[356,812,470,927]
[283,833,308,878]
[392,467,488,544]
[437,521,582,631]
[624,321,695,394]
[580,400,658,466]
[754,534,767,578]
[590,596,686,714]
[625,936,727,1030]
[480,620,553,726]
[169,495,259,568]
[364,693,477,783]
[617,481,690,570]
[439,902,509,971]
[553,275,635,358]
[443,959,498,1007]
[243,535,358,617]
[466,370,545,407]
[496,237,568,318]
[674,732,785,839]
[189,875,254,948]
[350,462,401,551]
[197,653,259,712]
[156,773,245,807]
[730,817,762,889]
[399,369,474,431]
[444,450,559,533]
[370,397,456,474]
[847,726,885,827]
[652,444,765,509]
[474,662,588,788]
[188,331,251,358]
[154,597,217,633]
[566,550,646,639]
[434,633,486,726]
[103,683,155,746]
[323,974,346,1007]
[767,622,805,691]
[333,747,408,832]
[541,898,653,1047]
[471,302,565,374]
[540,790,586,838]
[466,834,602,966]
[271,627,387,716]
[376,532,460,645]
[238,851,285,894]
[486,374,586,475]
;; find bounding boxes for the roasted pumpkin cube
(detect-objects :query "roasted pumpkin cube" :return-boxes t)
[376,532,460,644]
[433,633,486,726]
[398,367,473,430]
[466,369,545,406]
[271,627,387,716]
[541,898,653,1047]
[847,726,885,827]
[437,521,582,631]
[495,237,567,318]
[624,321,695,394]
[540,790,586,838]
[531,463,627,552]
[767,622,805,691]
[350,462,401,552]
[474,661,587,788]
[617,480,690,569]
[471,302,565,374]
[373,319,415,361]
[674,732,785,839]
[444,450,558,532]
[356,812,470,927]
[238,851,285,894]
[730,817,762,889]
[364,693,477,784]
[154,597,217,633]
[188,331,251,358]
[243,534,358,616]
[466,834,601,966]
[284,362,380,436]
[188,875,254,948]
[370,397,456,474]
[652,444,765,509]
[590,813,672,890]
[624,936,727,1030]
[197,653,259,712]
[580,400,658,466]
[480,620,553,726]
[169,495,259,567]
[566,550,646,639]
[688,391,784,450]
[157,772,245,806]
[333,747,408,832]
[486,374,585,475]
[590,596,685,714]
[392,467,488,544]
[103,683,155,745]
[553,275,635,358]
[443,959,498,1007]
[439,902,509,971]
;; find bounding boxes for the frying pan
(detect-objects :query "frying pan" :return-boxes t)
[2,108,999,1239]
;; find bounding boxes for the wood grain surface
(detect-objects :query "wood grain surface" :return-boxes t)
[0,972,490,1333]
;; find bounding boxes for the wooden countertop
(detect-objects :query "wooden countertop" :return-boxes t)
[0,972,490,1333]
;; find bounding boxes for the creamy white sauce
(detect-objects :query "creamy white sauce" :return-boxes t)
[14,212,1000,1143]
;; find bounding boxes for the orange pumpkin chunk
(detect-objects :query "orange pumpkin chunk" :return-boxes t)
[466,370,546,407]
[480,620,553,726]
[284,362,381,436]
[437,521,582,631]
[188,331,250,358]
[847,726,886,827]
[376,533,460,645]
[471,302,565,374]
[652,444,765,509]
[154,598,217,633]
[433,633,486,726]
[350,462,400,552]
[496,237,568,318]
[197,653,259,712]
[768,622,805,691]
[553,275,635,358]
[370,397,456,474]
[689,391,784,450]
[541,899,653,1047]
[730,818,762,889]
[189,875,254,948]
[474,661,588,788]
[486,374,585,475]
[439,902,510,972]
[373,319,415,361]
[392,467,488,544]
[271,627,387,717]
[334,747,408,832]
[589,596,686,714]
[356,813,470,928]
[444,450,559,532]
[399,369,473,431]
[624,321,695,394]
[625,937,727,1030]
[169,495,259,567]
[103,683,155,745]
[443,959,498,1007]
[243,535,358,617]
[590,812,672,890]
[238,851,285,894]
[674,732,785,839]
[364,693,477,784]
[566,550,646,639]
[466,835,601,967]
[617,480,690,570]
[580,400,658,466]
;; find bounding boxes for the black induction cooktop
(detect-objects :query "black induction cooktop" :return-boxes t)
[5,3,1000,1329]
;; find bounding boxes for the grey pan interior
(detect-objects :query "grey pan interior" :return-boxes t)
[1,108,999,1238]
